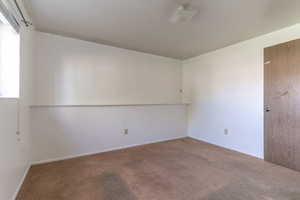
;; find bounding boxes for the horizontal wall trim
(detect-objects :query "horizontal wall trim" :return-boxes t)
[30,103,189,108]
[32,136,187,165]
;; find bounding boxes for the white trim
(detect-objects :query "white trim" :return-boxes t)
[189,135,263,159]
[30,103,189,108]
[12,164,31,200]
[0,97,19,100]
[32,136,187,165]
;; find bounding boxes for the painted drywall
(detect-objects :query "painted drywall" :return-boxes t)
[30,31,187,164]
[31,105,187,163]
[0,28,34,200]
[0,99,20,199]
[33,31,182,106]
[183,23,300,159]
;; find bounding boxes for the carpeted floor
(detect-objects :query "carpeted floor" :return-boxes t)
[17,138,300,200]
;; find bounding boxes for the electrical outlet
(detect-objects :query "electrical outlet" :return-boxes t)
[124,129,129,135]
[224,129,229,135]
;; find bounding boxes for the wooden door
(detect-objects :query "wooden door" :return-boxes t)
[264,39,300,171]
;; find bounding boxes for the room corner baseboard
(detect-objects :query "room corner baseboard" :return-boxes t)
[12,164,31,200]
[32,136,187,165]
[188,136,263,159]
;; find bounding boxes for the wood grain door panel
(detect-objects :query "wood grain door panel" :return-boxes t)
[264,39,300,171]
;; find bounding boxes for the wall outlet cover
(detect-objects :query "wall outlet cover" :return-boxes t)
[224,129,229,135]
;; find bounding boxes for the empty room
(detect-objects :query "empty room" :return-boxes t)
[2,0,300,199]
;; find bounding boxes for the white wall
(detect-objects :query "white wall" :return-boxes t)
[34,32,182,106]
[0,28,34,200]
[0,99,20,200]
[31,105,187,163]
[31,32,187,163]
[183,23,300,159]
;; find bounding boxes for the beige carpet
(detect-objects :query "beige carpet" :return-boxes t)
[17,138,300,200]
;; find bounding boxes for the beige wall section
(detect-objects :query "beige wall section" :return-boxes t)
[183,23,300,159]
[33,32,183,106]
[0,28,34,200]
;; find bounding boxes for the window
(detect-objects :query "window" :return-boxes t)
[0,11,19,98]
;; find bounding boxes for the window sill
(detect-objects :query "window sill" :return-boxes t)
[0,97,19,99]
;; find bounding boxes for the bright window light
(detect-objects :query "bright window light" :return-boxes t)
[0,12,20,98]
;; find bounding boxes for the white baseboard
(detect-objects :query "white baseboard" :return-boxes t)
[189,135,263,159]
[32,136,187,165]
[12,165,31,200]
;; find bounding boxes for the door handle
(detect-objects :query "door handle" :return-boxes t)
[265,105,271,112]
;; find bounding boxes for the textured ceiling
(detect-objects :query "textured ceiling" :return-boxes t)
[26,0,300,59]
